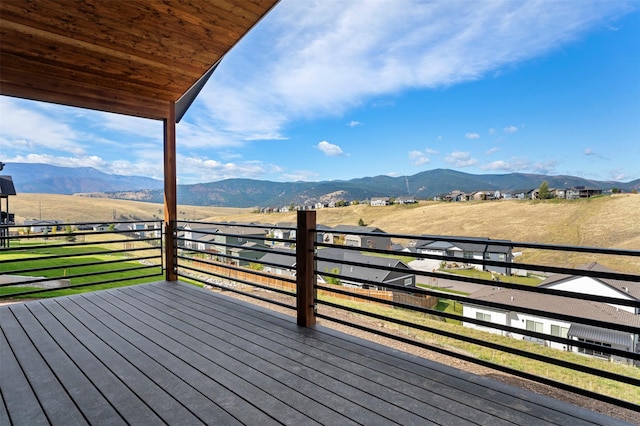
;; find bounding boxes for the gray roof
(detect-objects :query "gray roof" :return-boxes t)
[331,225,386,234]
[568,323,634,348]
[260,248,297,268]
[540,262,640,301]
[414,237,512,254]
[466,286,640,328]
[316,248,410,284]
[0,176,17,196]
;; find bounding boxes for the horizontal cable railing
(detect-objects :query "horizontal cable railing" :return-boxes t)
[0,221,164,299]
[174,220,297,311]
[311,224,640,411]
[172,213,640,412]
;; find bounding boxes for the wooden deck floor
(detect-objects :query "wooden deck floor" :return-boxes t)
[0,281,630,425]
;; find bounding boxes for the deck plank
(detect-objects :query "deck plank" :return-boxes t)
[0,316,50,426]
[9,303,126,426]
[0,305,88,425]
[95,289,364,426]
[0,281,633,426]
[132,283,482,425]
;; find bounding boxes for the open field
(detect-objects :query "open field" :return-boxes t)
[10,193,252,223]
[10,193,640,273]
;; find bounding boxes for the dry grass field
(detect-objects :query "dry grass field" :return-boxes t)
[10,193,640,273]
[10,193,252,223]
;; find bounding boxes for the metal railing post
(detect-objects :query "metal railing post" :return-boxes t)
[296,210,316,326]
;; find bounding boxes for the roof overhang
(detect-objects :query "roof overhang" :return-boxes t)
[0,0,279,121]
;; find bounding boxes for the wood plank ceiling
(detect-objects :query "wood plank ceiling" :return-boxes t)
[0,0,279,121]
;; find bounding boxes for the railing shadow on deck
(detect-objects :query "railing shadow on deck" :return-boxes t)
[173,211,640,413]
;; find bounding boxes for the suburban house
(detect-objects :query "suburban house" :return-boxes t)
[182,223,268,259]
[461,263,640,365]
[316,247,416,291]
[260,248,297,277]
[268,222,296,247]
[229,241,268,267]
[24,219,62,233]
[396,196,417,204]
[412,237,513,275]
[328,225,392,250]
[370,197,390,206]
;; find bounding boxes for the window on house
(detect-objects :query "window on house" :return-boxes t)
[404,278,412,286]
[550,325,569,338]
[463,252,474,259]
[577,338,611,360]
[525,320,543,333]
[476,312,492,322]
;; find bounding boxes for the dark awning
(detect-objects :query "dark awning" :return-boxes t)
[568,323,634,348]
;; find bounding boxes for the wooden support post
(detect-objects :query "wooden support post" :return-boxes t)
[296,210,316,326]
[163,102,178,281]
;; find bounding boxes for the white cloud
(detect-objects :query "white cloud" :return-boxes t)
[347,120,363,127]
[193,0,630,144]
[445,151,477,167]
[280,170,320,182]
[489,128,496,135]
[409,150,430,166]
[465,132,480,140]
[316,140,347,156]
[486,147,499,155]
[409,148,438,166]
[503,125,518,134]
[179,156,274,183]
[584,147,594,155]
[0,98,86,155]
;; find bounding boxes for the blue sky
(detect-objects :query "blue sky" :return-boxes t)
[1,0,639,185]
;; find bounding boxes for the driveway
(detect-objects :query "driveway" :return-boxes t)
[409,259,489,295]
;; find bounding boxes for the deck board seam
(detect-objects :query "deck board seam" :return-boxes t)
[160,282,616,425]
[122,285,447,425]
[135,285,524,425]
[96,289,327,426]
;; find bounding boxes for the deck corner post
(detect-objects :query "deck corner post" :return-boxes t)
[296,210,316,326]
[163,101,178,282]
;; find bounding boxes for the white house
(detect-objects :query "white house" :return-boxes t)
[462,263,640,365]
[370,197,390,206]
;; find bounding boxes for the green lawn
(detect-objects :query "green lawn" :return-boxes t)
[318,293,640,405]
[0,243,163,299]
[441,268,544,286]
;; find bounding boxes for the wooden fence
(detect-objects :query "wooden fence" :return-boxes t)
[189,260,437,309]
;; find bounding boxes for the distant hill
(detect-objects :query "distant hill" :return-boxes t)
[103,168,639,207]
[4,163,164,194]
[3,163,638,207]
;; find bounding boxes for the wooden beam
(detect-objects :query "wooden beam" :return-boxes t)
[164,102,178,281]
[296,210,316,327]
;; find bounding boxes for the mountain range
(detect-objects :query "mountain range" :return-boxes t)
[3,162,639,208]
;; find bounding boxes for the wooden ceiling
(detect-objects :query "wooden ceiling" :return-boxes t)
[0,0,279,120]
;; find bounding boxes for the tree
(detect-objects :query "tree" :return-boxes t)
[538,181,551,200]
[358,218,366,226]
[64,225,77,242]
[324,267,341,285]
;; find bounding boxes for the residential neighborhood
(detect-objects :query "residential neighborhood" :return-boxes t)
[462,263,640,366]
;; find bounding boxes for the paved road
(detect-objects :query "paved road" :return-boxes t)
[409,259,490,295]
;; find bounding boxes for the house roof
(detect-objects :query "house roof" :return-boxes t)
[260,248,297,268]
[316,247,411,284]
[467,286,640,329]
[568,323,634,348]
[0,176,17,196]
[540,262,640,301]
[332,225,386,234]
[414,237,512,254]
[0,0,279,121]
